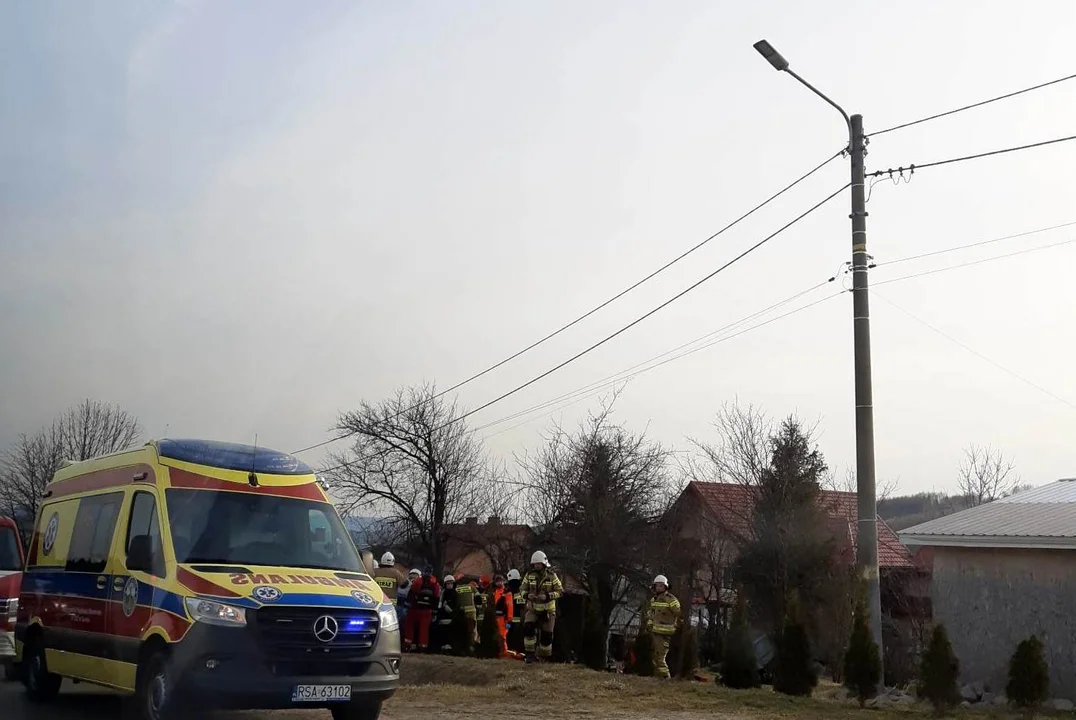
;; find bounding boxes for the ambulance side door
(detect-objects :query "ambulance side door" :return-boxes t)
[107,489,166,690]
[62,491,124,684]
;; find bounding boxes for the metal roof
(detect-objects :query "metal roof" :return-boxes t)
[900,480,1076,549]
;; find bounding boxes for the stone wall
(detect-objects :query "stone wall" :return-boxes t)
[932,546,1076,700]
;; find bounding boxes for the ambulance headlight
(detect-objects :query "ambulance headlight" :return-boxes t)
[185,597,247,627]
[378,605,399,632]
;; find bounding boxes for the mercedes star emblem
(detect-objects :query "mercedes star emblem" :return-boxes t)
[313,614,339,643]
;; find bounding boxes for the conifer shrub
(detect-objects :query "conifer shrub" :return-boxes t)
[1006,634,1049,713]
[720,595,759,689]
[918,624,960,717]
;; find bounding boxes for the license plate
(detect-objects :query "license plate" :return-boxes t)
[291,684,352,702]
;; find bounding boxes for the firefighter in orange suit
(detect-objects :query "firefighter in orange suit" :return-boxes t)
[490,574,514,657]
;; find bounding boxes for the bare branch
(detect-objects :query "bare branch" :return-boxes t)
[957,444,1018,507]
[320,384,504,570]
[1,399,142,542]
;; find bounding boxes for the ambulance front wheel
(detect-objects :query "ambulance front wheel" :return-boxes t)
[23,636,62,702]
[330,699,382,720]
[134,650,181,720]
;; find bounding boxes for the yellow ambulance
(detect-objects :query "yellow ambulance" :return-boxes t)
[15,439,400,720]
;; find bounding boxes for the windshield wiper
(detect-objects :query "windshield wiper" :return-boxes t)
[287,563,353,572]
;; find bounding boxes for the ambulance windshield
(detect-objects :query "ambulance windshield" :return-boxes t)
[165,489,363,572]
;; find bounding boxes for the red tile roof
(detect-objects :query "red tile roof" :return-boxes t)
[683,481,914,569]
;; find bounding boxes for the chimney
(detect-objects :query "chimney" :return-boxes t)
[465,516,478,525]
[487,515,500,526]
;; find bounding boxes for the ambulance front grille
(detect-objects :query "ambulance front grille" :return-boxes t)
[255,606,380,674]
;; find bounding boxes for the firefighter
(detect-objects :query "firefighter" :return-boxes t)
[506,568,525,652]
[455,576,478,650]
[475,575,491,627]
[434,574,458,653]
[520,551,563,663]
[646,574,681,679]
[399,567,420,625]
[490,574,514,657]
[404,566,440,652]
[373,552,407,610]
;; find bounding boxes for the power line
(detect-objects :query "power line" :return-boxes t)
[446,183,850,429]
[870,290,1076,412]
[874,221,1076,268]
[873,237,1076,287]
[483,225,1076,439]
[478,288,845,439]
[473,278,838,433]
[291,149,844,456]
[872,72,1076,136]
[867,133,1076,179]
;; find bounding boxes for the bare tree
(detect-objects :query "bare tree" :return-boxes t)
[957,444,1018,508]
[687,401,771,490]
[824,466,898,502]
[323,384,507,571]
[519,399,672,628]
[1,399,142,540]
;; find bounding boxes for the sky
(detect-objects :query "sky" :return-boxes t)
[2,1,1075,498]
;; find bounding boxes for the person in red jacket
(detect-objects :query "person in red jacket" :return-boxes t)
[404,565,440,651]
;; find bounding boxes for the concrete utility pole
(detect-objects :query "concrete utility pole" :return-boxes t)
[752,40,883,664]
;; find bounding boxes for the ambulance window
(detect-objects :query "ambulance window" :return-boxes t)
[126,492,163,574]
[66,492,123,573]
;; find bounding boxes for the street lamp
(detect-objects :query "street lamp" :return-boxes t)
[752,39,883,662]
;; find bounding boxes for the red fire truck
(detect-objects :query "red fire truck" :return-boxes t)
[0,516,24,680]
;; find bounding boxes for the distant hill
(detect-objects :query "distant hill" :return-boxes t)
[879,492,969,531]
[344,515,388,548]
[879,484,1039,531]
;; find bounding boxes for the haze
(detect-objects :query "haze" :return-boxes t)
[2,1,1074,495]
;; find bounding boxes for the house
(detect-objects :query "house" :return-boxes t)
[442,516,537,579]
[668,481,929,633]
[900,479,1076,699]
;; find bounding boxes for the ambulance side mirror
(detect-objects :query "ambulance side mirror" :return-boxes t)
[128,534,162,576]
[361,550,375,575]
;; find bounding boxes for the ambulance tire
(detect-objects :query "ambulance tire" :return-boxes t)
[133,650,181,720]
[330,700,383,720]
[23,636,62,702]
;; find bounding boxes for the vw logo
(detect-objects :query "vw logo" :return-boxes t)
[351,590,376,607]
[252,585,281,602]
[313,614,339,643]
[42,513,59,556]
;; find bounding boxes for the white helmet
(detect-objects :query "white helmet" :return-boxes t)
[381,552,395,566]
[408,568,421,578]
[372,560,380,569]
[653,574,669,587]
[530,551,549,566]
[444,574,455,584]
[507,569,521,581]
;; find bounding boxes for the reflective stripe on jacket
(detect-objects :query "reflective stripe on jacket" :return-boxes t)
[475,589,488,619]
[492,587,513,622]
[373,567,403,605]
[647,591,681,635]
[520,568,563,614]
[456,582,477,616]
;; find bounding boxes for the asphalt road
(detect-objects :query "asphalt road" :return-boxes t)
[0,676,333,719]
